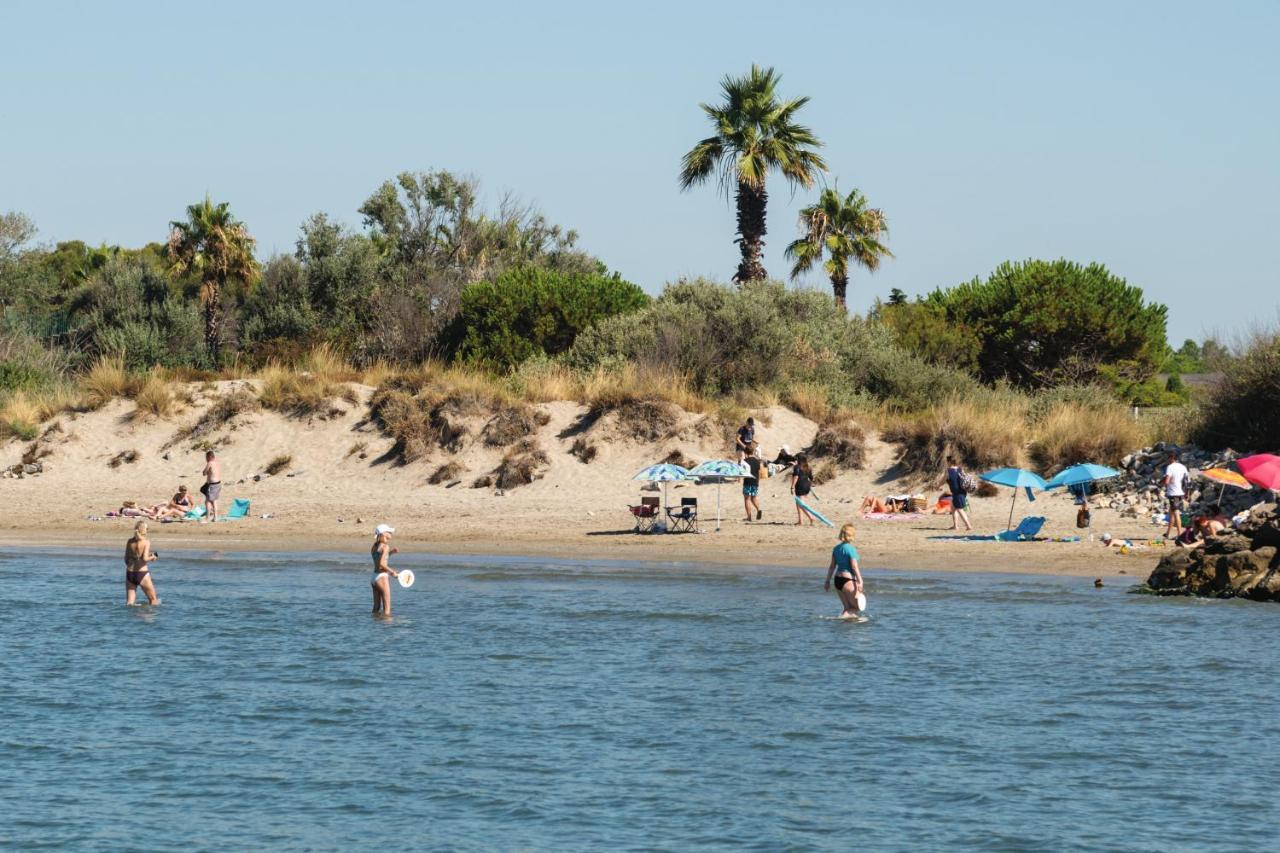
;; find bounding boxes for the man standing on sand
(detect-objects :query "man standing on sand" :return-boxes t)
[1162,450,1189,540]
[736,417,755,463]
[945,456,973,532]
[201,450,222,523]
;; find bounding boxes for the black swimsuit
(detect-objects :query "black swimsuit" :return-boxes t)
[126,569,149,586]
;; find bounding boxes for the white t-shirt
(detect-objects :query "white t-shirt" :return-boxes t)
[1164,461,1189,497]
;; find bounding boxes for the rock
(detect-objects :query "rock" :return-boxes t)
[22,462,41,475]
[1147,509,1280,603]
[1204,533,1252,555]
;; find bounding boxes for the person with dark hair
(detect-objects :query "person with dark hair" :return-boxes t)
[201,450,222,523]
[736,417,756,463]
[945,456,973,532]
[772,444,798,474]
[1162,450,1189,540]
[791,453,819,526]
[742,443,764,521]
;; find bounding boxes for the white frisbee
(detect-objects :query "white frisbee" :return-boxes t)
[398,570,415,589]
[855,592,867,612]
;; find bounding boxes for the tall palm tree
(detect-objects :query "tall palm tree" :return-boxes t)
[680,65,826,284]
[785,186,892,309]
[167,197,259,363]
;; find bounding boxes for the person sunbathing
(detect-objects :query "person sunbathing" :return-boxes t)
[860,495,892,514]
[151,485,195,520]
[927,493,953,514]
[1179,505,1230,548]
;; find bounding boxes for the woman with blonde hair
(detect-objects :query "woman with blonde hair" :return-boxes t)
[370,524,401,616]
[123,520,160,605]
[824,522,864,617]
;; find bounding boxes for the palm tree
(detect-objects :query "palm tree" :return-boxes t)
[680,65,826,284]
[167,197,259,363]
[785,186,892,309]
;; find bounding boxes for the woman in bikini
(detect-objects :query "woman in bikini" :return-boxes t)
[150,485,194,521]
[824,522,864,618]
[124,521,160,605]
[370,524,401,616]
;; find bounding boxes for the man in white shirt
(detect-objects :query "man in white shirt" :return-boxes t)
[1162,451,1190,539]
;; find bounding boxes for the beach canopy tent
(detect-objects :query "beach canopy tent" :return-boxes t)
[1237,454,1280,492]
[687,460,748,532]
[632,463,695,526]
[1196,467,1252,505]
[980,467,1049,530]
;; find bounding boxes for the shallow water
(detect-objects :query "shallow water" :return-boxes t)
[2,549,1277,850]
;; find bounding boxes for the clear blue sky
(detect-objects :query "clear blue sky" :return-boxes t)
[3,0,1277,343]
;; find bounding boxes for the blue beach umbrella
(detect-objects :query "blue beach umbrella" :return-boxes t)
[633,463,695,523]
[980,467,1049,530]
[688,459,749,532]
[1045,463,1121,495]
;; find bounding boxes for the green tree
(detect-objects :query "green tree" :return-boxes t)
[926,259,1168,388]
[887,287,908,306]
[875,298,981,373]
[166,197,259,364]
[452,267,648,370]
[785,186,892,309]
[679,65,826,284]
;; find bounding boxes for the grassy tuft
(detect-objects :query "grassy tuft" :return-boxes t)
[1029,402,1143,472]
[481,405,551,447]
[884,397,1027,481]
[264,454,292,476]
[491,439,550,490]
[177,387,259,445]
[428,461,465,484]
[108,449,140,468]
[783,383,833,423]
[808,420,868,469]
[82,357,137,409]
[569,437,598,463]
[132,375,175,420]
[258,363,348,416]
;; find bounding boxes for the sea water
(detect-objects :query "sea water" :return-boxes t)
[2,549,1277,850]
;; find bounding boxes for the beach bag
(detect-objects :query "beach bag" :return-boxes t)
[759,461,770,479]
[959,471,978,494]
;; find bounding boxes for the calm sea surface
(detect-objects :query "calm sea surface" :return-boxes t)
[2,548,1277,851]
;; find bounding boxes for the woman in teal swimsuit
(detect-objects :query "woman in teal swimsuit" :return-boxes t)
[824,522,864,617]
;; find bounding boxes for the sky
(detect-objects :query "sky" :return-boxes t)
[2,0,1277,343]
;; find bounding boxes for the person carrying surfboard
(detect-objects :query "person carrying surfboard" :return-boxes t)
[791,453,820,526]
[370,524,401,617]
[824,523,864,617]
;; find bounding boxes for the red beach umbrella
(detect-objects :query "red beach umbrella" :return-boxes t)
[1236,454,1280,492]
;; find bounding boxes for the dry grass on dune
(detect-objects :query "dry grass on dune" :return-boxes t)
[174,387,259,446]
[489,438,550,490]
[132,374,176,420]
[480,404,551,448]
[257,363,356,416]
[0,387,78,441]
[808,419,869,470]
[428,460,465,485]
[1029,402,1143,472]
[82,357,138,409]
[884,397,1027,480]
[782,383,833,424]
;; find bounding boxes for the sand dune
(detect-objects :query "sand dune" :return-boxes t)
[1,383,1165,579]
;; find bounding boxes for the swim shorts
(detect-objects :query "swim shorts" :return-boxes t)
[951,492,967,510]
[743,483,759,497]
[1167,495,1184,511]
[205,482,222,502]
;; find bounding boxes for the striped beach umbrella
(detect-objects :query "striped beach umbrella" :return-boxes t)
[633,463,695,523]
[688,459,749,532]
[1196,467,1252,505]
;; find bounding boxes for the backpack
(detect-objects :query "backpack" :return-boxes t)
[959,471,979,494]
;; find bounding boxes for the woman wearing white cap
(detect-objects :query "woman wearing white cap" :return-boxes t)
[370,524,401,616]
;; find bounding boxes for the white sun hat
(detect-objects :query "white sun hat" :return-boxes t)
[374,523,396,536]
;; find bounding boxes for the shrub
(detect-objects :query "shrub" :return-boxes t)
[1197,330,1280,451]
[132,375,175,420]
[481,405,550,448]
[783,383,832,423]
[1029,403,1142,472]
[490,439,550,489]
[428,461,464,484]
[258,365,348,416]
[264,455,292,475]
[177,387,259,444]
[569,437,597,463]
[367,385,468,463]
[109,449,140,468]
[885,396,1026,480]
[662,448,696,469]
[1,392,42,440]
[808,420,868,469]
[82,357,136,409]
[451,266,648,370]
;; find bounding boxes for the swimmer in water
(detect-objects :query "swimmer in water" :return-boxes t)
[370,524,401,616]
[824,522,864,618]
[124,520,160,605]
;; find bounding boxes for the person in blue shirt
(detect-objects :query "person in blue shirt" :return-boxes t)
[824,522,864,617]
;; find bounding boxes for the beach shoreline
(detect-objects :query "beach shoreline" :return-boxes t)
[2,523,1153,580]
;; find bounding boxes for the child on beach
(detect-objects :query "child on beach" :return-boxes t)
[202,450,222,523]
[370,524,401,616]
[742,443,764,521]
[824,523,864,617]
[124,521,160,605]
[791,453,819,526]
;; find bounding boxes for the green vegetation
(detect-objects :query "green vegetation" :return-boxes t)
[451,267,647,370]
[786,186,892,308]
[680,65,826,283]
[1197,330,1280,452]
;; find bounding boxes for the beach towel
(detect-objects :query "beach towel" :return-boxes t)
[862,512,924,521]
[219,498,251,521]
[183,506,207,521]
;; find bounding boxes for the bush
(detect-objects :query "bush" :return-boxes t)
[133,375,175,420]
[490,439,550,489]
[428,461,464,484]
[81,357,136,409]
[451,266,648,370]
[1197,331,1280,451]
[808,420,868,469]
[177,387,259,444]
[264,455,292,475]
[923,259,1168,388]
[885,396,1026,480]
[570,437,598,463]
[480,404,550,447]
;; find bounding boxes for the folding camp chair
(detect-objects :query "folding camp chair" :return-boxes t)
[994,516,1046,542]
[666,497,699,533]
[629,496,660,533]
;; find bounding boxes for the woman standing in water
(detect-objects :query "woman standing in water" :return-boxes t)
[124,521,160,605]
[370,524,401,616]
[824,522,864,617]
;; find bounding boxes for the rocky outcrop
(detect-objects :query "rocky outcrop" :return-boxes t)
[1146,504,1280,601]
[1104,443,1263,519]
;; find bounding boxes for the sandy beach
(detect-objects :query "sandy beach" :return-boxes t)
[0,384,1168,580]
